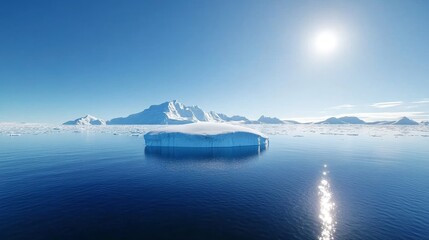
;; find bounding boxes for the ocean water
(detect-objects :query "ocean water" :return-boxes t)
[0,125,428,240]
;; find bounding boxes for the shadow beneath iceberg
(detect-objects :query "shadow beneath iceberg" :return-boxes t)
[144,145,267,162]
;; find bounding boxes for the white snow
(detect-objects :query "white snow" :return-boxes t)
[63,115,106,125]
[2,122,429,139]
[107,100,251,125]
[144,122,269,147]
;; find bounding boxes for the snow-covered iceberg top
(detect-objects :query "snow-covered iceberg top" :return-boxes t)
[144,122,269,147]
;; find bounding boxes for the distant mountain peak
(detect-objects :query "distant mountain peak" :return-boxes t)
[83,114,96,118]
[63,115,106,125]
[338,116,366,124]
[316,116,365,124]
[316,117,346,124]
[257,115,284,124]
[392,116,419,125]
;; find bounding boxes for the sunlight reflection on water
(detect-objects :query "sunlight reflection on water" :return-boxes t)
[319,165,336,240]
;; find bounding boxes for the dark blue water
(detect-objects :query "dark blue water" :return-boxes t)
[0,132,428,239]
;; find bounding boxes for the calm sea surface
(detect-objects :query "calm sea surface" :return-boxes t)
[0,125,428,239]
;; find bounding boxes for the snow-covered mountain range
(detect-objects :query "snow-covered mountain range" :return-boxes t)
[64,101,257,125]
[315,116,420,125]
[107,100,253,125]
[63,115,106,125]
[63,101,427,126]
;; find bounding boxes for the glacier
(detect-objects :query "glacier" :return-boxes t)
[144,122,269,147]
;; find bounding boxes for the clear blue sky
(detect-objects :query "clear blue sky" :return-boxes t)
[1,0,428,123]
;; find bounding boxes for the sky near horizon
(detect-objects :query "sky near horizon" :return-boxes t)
[1,0,429,123]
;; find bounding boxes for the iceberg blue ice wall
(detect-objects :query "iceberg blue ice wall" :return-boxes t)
[144,132,269,148]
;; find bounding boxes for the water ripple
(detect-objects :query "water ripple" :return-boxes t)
[319,165,336,240]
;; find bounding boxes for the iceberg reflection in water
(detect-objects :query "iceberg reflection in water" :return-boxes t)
[144,145,267,161]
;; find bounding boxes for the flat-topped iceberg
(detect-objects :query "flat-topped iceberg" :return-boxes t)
[144,122,269,147]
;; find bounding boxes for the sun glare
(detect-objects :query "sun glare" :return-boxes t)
[313,30,339,56]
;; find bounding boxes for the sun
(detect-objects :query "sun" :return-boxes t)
[313,30,339,56]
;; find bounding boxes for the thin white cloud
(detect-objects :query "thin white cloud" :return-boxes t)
[330,104,355,110]
[405,105,419,109]
[411,99,429,104]
[370,101,403,108]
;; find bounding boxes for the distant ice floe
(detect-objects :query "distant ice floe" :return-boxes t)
[1,122,428,139]
[251,124,429,138]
